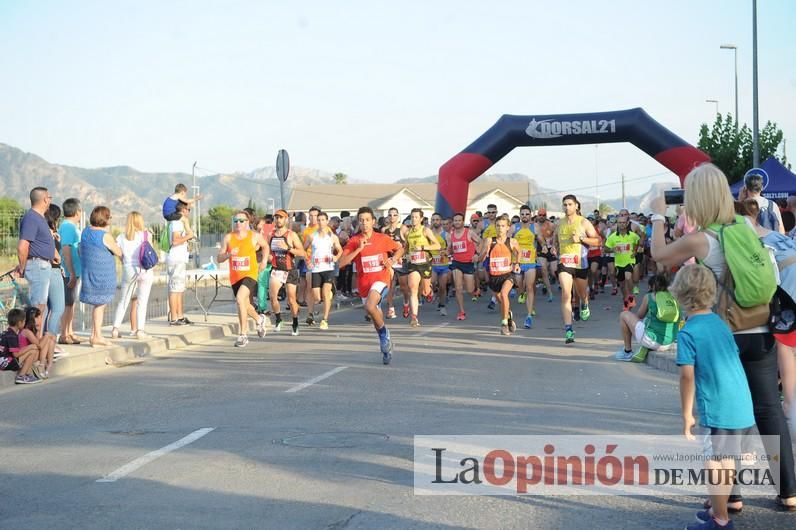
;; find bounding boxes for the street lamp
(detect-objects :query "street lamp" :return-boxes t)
[720,44,738,128]
[706,99,719,116]
[751,0,760,166]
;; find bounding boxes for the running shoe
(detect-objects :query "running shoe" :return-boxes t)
[15,374,40,384]
[31,363,44,380]
[501,323,511,335]
[531,308,536,316]
[518,292,527,304]
[274,321,283,332]
[387,307,397,319]
[457,311,466,321]
[410,317,420,327]
[684,518,734,530]
[291,322,299,336]
[439,306,447,316]
[632,286,640,295]
[319,319,329,330]
[509,289,517,299]
[573,307,581,321]
[365,314,372,322]
[471,295,479,302]
[524,315,533,329]
[379,328,393,365]
[565,329,575,344]
[589,290,596,301]
[425,292,434,303]
[179,317,194,325]
[580,305,591,321]
[257,314,267,338]
[614,348,634,361]
[547,293,554,302]
[169,319,186,326]
[487,300,496,311]
[508,314,517,333]
[402,304,410,318]
[306,315,315,326]
[234,335,249,348]
[542,285,548,295]
[612,287,618,296]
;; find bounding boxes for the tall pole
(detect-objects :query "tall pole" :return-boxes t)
[594,145,599,212]
[706,99,719,116]
[621,173,626,209]
[720,44,738,127]
[191,161,200,267]
[752,0,760,166]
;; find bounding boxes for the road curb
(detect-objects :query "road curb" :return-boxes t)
[644,347,679,374]
[0,320,237,391]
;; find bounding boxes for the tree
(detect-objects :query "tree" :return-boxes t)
[333,172,348,185]
[0,197,24,255]
[697,114,788,185]
[201,204,236,234]
[597,202,614,216]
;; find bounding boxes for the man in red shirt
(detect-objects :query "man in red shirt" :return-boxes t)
[339,206,404,364]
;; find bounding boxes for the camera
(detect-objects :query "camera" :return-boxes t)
[664,188,685,205]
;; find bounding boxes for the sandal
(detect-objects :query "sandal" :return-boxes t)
[778,496,796,512]
[57,336,74,345]
[69,335,82,345]
[703,497,743,513]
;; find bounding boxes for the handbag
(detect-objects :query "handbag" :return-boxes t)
[139,231,159,270]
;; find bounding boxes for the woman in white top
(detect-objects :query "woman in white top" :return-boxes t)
[303,212,342,329]
[111,211,155,339]
[649,163,796,512]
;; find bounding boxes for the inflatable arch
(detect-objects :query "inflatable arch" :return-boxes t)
[434,108,710,217]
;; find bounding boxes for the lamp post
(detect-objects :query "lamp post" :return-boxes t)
[706,99,719,116]
[751,0,760,166]
[720,44,738,128]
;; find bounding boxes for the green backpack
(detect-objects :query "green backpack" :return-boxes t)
[654,291,680,323]
[706,215,776,307]
[159,223,172,253]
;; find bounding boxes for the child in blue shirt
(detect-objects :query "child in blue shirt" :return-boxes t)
[163,183,201,221]
[670,264,755,530]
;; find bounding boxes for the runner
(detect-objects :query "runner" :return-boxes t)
[513,205,539,329]
[381,207,410,319]
[480,205,499,310]
[604,218,640,309]
[586,224,603,300]
[535,208,556,303]
[338,207,404,364]
[602,217,618,295]
[447,212,480,320]
[555,195,601,344]
[476,214,520,335]
[268,209,306,336]
[304,212,343,330]
[429,212,451,316]
[302,206,320,326]
[217,211,270,347]
[469,214,486,298]
[401,208,440,327]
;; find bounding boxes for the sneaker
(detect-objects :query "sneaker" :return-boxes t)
[509,289,517,299]
[614,348,634,361]
[439,306,447,317]
[402,304,410,318]
[425,292,434,303]
[547,293,554,302]
[695,510,712,524]
[387,307,397,319]
[53,349,69,359]
[573,307,581,321]
[524,315,533,329]
[632,286,640,295]
[531,308,536,316]
[274,321,283,332]
[179,317,193,325]
[580,305,591,321]
[257,314,267,338]
[457,311,466,321]
[379,328,393,355]
[31,363,44,380]
[410,317,420,328]
[518,292,527,304]
[471,295,479,302]
[306,316,315,326]
[685,517,734,530]
[487,300,496,311]
[169,319,186,326]
[565,329,575,344]
[234,335,249,347]
[319,319,329,330]
[135,330,150,340]
[542,286,548,295]
[365,314,372,322]
[501,323,510,335]
[291,322,299,336]
[15,374,40,384]
[612,287,618,296]
[298,301,307,307]
[589,290,596,301]
[508,313,517,333]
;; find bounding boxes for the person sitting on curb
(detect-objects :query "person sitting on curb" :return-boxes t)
[615,274,680,362]
[1,308,41,384]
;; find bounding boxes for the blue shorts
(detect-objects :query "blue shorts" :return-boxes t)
[25,258,52,306]
[432,265,450,276]
[518,263,538,273]
[450,261,475,275]
[298,260,307,275]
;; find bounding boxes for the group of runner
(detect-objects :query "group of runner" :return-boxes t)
[216,197,656,362]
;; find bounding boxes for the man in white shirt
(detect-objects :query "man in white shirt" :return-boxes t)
[167,202,195,325]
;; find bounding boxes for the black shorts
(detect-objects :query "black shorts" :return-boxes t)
[539,252,556,262]
[392,266,410,277]
[635,253,645,265]
[557,264,589,280]
[0,354,20,371]
[311,270,335,288]
[488,273,514,293]
[232,277,258,298]
[615,265,634,282]
[408,262,432,279]
[587,256,602,269]
[601,256,615,267]
[64,278,79,306]
[450,261,475,275]
[271,268,300,286]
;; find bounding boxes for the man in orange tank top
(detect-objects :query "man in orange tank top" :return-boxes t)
[218,211,271,347]
[476,214,520,336]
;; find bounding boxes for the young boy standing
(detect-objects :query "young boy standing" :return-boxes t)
[670,264,755,530]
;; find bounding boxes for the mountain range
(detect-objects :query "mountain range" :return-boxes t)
[0,143,666,220]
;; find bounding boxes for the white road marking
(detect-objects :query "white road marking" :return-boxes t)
[416,322,450,338]
[96,428,215,483]
[285,366,348,393]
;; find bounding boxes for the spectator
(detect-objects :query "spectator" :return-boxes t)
[22,306,55,379]
[43,204,66,347]
[614,274,679,361]
[16,187,57,340]
[58,198,82,345]
[79,206,121,347]
[111,212,155,340]
[739,172,785,234]
[167,202,194,325]
[649,162,796,511]
[786,196,796,238]
[1,308,40,384]
[162,183,201,222]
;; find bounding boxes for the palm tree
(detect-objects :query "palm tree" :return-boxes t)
[333,172,348,185]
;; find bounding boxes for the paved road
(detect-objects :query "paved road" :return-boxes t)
[1,291,792,529]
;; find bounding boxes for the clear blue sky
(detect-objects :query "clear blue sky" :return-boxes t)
[1,0,793,199]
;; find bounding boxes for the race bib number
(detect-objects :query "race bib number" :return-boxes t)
[271,270,288,284]
[410,251,427,264]
[560,254,580,267]
[312,256,332,267]
[490,256,511,274]
[616,243,631,254]
[431,254,443,265]
[519,249,533,261]
[230,256,250,272]
[452,240,466,254]
[361,254,383,273]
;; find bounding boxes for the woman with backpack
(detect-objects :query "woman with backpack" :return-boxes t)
[614,274,679,361]
[649,163,796,513]
[111,211,155,340]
